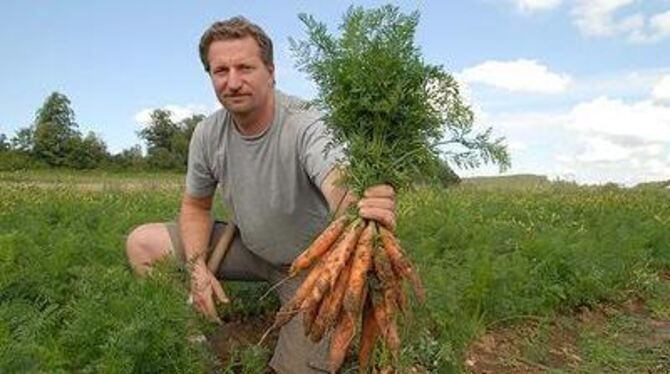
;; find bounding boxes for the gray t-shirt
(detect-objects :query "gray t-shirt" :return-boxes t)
[185,91,344,265]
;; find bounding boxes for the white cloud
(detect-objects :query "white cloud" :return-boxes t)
[629,10,670,43]
[134,104,213,126]
[460,59,572,94]
[569,1,670,43]
[652,75,670,103]
[463,68,670,185]
[511,0,563,12]
[555,95,670,184]
[567,96,670,142]
[572,0,639,36]
[575,136,631,162]
[650,10,670,36]
[508,140,529,151]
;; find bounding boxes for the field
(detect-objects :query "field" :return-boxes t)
[1,170,668,373]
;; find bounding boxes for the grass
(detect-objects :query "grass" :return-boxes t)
[0,171,668,372]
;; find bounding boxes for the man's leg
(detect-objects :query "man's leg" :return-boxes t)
[267,271,332,374]
[126,223,173,276]
[127,222,332,373]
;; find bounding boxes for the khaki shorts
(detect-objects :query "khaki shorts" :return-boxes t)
[165,221,331,374]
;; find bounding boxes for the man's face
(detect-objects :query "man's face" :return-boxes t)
[207,36,275,115]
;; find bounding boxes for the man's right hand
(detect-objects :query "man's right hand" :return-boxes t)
[190,261,229,324]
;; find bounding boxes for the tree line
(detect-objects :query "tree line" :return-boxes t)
[0,91,462,185]
[0,92,204,172]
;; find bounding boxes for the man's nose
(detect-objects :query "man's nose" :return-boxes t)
[227,70,242,90]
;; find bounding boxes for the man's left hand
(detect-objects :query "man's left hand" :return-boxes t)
[357,184,396,231]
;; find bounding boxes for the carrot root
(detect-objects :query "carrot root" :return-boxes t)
[358,290,378,374]
[379,226,425,303]
[289,215,350,277]
[329,311,356,373]
[310,258,353,343]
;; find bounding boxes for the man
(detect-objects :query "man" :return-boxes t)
[126,16,395,373]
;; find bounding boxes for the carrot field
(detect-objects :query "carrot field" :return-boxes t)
[1,170,668,373]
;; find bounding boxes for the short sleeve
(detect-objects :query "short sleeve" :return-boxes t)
[298,118,345,188]
[185,123,217,197]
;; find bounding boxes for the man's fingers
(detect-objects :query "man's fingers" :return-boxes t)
[363,184,395,198]
[212,279,230,304]
[193,290,222,324]
[358,207,396,232]
[357,197,394,211]
[202,295,222,324]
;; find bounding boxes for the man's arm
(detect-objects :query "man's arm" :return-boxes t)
[320,167,357,217]
[179,193,214,264]
[320,168,396,231]
[179,193,228,323]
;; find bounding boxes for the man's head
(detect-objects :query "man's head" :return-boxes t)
[199,17,275,118]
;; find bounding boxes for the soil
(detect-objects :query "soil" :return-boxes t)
[206,314,277,366]
[465,273,670,373]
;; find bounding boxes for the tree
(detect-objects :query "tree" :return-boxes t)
[171,114,205,167]
[138,110,179,152]
[0,133,9,152]
[64,131,109,169]
[138,110,205,170]
[32,92,81,166]
[11,126,35,153]
[112,144,146,169]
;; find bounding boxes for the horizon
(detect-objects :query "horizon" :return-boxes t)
[1,0,668,186]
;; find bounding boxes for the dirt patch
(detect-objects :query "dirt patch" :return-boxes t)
[465,272,670,373]
[465,318,582,373]
[207,314,277,365]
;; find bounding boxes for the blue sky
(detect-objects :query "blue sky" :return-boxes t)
[1,0,669,185]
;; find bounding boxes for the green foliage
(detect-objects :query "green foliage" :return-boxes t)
[0,134,9,152]
[10,127,35,153]
[291,5,509,194]
[64,132,109,169]
[395,184,670,371]
[221,345,270,374]
[110,145,148,171]
[0,182,212,372]
[138,109,205,171]
[8,92,112,169]
[0,151,46,171]
[32,92,82,167]
[1,173,668,372]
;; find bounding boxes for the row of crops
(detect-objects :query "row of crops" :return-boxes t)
[0,173,668,372]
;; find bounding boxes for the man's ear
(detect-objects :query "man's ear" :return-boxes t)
[267,64,275,85]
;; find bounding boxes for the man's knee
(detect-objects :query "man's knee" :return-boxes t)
[126,223,172,276]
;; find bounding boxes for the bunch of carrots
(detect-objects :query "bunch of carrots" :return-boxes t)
[272,4,477,371]
[260,214,424,373]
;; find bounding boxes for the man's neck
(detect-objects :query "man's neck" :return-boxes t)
[232,92,275,137]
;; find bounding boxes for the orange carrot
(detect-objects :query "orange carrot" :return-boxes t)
[302,290,322,336]
[370,285,400,358]
[312,218,364,297]
[310,258,353,343]
[289,215,350,277]
[259,260,326,345]
[379,226,425,303]
[358,291,378,374]
[343,222,374,315]
[329,310,356,373]
[393,270,409,316]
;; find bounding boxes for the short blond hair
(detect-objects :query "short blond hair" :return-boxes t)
[198,16,274,72]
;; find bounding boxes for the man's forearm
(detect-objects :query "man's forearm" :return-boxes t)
[321,168,357,216]
[179,194,214,266]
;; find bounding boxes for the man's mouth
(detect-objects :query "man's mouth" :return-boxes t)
[225,93,250,99]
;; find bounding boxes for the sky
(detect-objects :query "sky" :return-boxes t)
[1,0,669,185]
